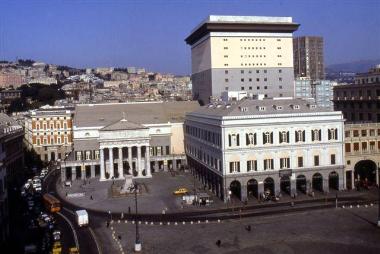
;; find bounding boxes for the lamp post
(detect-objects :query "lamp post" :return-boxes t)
[134,182,142,252]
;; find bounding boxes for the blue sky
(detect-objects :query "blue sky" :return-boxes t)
[0,0,379,75]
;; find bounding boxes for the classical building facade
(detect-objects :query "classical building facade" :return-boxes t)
[24,105,74,161]
[61,101,199,182]
[355,64,380,84]
[185,15,299,104]
[293,36,324,80]
[185,98,345,202]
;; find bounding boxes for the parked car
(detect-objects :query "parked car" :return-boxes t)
[52,230,61,241]
[173,188,189,195]
[64,181,72,187]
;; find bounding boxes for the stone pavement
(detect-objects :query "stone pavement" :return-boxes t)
[97,205,380,254]
[56,171,376,214]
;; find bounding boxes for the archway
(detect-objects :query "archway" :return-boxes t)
[247,179,258,199]
[354,160,377,188]
[264,177,275,196]
[296,175,307,194]
[280,176,291,195]
[51,152,55,161]
[229,180,241,200]
[328,171,339,190]
[312,173,323,192]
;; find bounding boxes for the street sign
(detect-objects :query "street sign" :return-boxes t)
[279,169,292,178]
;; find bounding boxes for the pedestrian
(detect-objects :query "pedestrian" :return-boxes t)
[245,225,251,232]
[90,195,93,200]
[128,206,131,214]
[216,240,221,247]
[121,212,124,219]
[118,235,122,240]
[106,221,110,228]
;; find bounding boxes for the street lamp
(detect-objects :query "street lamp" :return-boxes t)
[134,182,142,252]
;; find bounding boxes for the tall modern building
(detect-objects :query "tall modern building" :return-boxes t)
[293,36,324,80]
[185,15,300,104]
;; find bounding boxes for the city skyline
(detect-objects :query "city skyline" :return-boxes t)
[0,0,379,75]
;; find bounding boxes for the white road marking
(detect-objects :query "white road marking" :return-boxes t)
[57,211,79,250]
[89,227,102,254]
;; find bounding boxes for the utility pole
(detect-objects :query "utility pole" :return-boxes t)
[134,182,142,251]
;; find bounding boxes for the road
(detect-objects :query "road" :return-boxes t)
[43,166,101,254]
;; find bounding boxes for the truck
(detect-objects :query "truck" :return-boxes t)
[75,210,89,227]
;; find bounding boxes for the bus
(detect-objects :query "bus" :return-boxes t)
[43,194,61,213]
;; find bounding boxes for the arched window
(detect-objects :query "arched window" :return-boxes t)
[246,133,257,145]
[312,129,321,141]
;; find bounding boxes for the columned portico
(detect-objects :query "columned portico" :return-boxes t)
[108,147,114,179]
[118,147,124,179]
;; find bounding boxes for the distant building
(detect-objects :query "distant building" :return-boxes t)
[333,66,380,123]
[295,78,335,108]
[0,73,26,88]
[28,77,57,85]
[186,15,300,104]
[127,67,137,74]
[60,101,200,182]
[24,105,74,161]
[0,113,24,243]
[293,36,324,80]
[185,98,345,202]
[354,64,380,84]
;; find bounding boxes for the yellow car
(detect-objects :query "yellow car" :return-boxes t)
[69,247,79,254]
[173,188,188,195]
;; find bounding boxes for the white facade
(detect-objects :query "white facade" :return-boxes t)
[185,98,345,202]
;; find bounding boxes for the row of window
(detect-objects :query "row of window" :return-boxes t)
[229,154,336,173]
[228,129,338,147]
[186,145,222,172]
[337,101,380,110]
[343,112,380,122]
[185,125,222,147]
[224,69,283,74]
[239,85,283,91]
[336,89,380,98]
[35,136,69,145]
[345,128,380,138]
[345,141,380,153]
[35,122,69,130]
[34,117,68,121]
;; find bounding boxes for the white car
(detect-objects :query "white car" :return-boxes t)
[64,181,72,187]
[24,183,31,189]
[35,186,42,192]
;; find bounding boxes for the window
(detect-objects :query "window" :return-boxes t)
[263,132,273,144]
[225,78,229,82]
[247,160,257,172]
[328,128,338,140]
[228,134,240,147]
[241,87,245,90]
[278,69,282,73]
[279,131,289,143]
[314,155,320,166]
[295,130,305,142]
[86,151,91,160]
[353,130,359,137]
[225,70,228,74]
[353,142,359,151]
[256,70,260,74]
[361,130,367,137]
[345,143,351,153]
[246,133,257,145]
[229,161,240,173]
[256,78,260,82]
[77,151,82,161]
[330,154,336,165]
[311,129,322,141]
[345,131,350,138]
[241,70,244,74]
[264,159,274,170]
[95,151,99,159]
[280,158,290,169]
[241,78,244,82]
[298,157,303,167]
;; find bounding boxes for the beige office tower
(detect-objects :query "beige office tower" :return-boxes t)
[185,15,300,104]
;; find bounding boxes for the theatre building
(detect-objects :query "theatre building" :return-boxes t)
[61,101,199,182]
[185,98,345,202]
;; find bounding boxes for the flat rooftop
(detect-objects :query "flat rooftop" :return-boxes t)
[186,15,299,45]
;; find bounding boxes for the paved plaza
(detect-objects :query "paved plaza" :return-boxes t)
[95,205,380,254]
[56,171,376,214]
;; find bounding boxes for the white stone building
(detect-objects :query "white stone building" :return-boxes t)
[61,101,199,182]
[185,98,345,202]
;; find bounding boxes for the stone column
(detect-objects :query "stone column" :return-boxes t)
[128,146,132,173]
[71,167,76,181]
[100,148,106,180]
[109,148,114,179]
[290,173,297,197]
[376,166,379,186]
[258,181,264,199]
[137,145,142,176]
[118,147,124,179]
[173,159,177,171]
[146,145,151,177]
[90,165,95,178]
[241,184,247,202]
[163,160,168,171]
[351,170,355,190]
[81,165,86,180]
[61,167,66,183]
[323,177,329,193]
[154,161,159,172]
